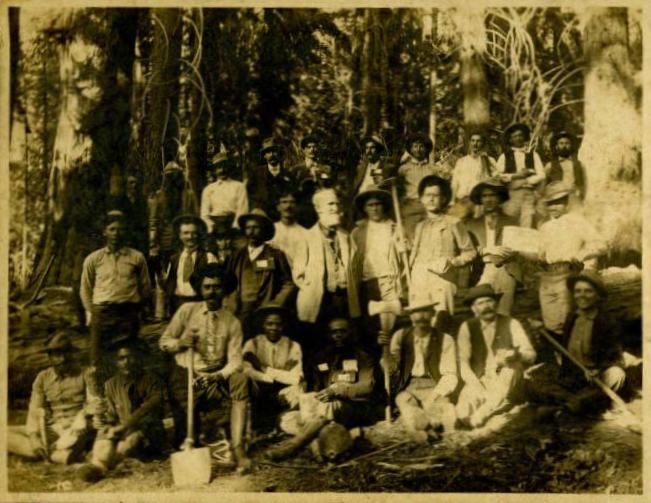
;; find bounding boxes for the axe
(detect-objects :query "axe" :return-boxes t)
[368,300,402,422]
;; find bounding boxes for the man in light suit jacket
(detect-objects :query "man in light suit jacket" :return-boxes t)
[293,189,360,355]
[465,179,521,316]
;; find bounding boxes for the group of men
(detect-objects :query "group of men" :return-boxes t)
[9,123,629,482]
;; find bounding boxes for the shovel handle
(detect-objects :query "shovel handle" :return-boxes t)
[187,346,194,445]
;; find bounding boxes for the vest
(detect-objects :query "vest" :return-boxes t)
[504,149,534,174]
[165,250,210,298]
[251,336,294,370]
[548,156,585,195]
[467,315,514,378]
[396,327,445,393]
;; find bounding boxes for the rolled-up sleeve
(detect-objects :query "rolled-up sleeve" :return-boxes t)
[219,318,244,379]
[159,305,190,353]
[80,253,96,312]
[510,319,537,366]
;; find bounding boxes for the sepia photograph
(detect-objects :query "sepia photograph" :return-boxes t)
[2,1,645,498]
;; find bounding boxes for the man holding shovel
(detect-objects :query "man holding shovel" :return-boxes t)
[159,263,252,472]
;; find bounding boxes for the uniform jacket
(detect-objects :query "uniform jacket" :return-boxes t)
[293,224,360,323]
[227,244,296,311]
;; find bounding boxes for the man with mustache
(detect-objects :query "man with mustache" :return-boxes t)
[544,131,586,207]
[456,284,536,428]
[248,138,295,221]
[293,189,360,354]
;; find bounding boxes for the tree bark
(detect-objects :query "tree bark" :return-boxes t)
[423,9,438,149]
[142,8,183,196]
[580,7,641,253]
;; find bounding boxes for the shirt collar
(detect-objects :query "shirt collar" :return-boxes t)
[267,164,281,177]
[248,244,265,260]
[480,318,497,330]
[104,246,128,256]
[511,146,527,153]
[201,302,224,315]
[319,223,337,239]
[577,308,598,320]
[407,154,429,165]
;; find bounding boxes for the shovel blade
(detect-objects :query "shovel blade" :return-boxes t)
[171,447,212,487]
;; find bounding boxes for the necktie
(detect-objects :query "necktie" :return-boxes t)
[182,252,194,283]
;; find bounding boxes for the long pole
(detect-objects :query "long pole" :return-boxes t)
[534,323,639,426]
[390,181,411,289]
[22,126,29,290]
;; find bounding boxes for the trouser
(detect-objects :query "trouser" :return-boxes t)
[479,263,517,316]
[410,264,457,314]
[90,303,141,385]
[7,413,94,464]
[396,377,456,433]
[170,366,249,446]
[250,381,302,430]
[401,198,426,240]
[503,187,537,228]
[295,391,384,429]
[538,271,572,334]
[456,364,524,425]
[238,300,260,341]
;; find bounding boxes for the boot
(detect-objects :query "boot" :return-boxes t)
[230,400,252,473]
[266,417,329,461]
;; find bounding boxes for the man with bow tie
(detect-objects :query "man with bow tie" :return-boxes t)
[494,123,545,228]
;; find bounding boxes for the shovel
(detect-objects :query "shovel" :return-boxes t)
[171,346,212,486]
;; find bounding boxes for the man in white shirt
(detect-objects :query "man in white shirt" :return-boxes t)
[451,131,495,219]
[378,300,458,441]
[269,188,309,276]
[159,263,251,472]
[494,123,545,228]
[200,152,249,233]
[456,284,536,428]
[353,135,388,196]
[544,131,586,209]
[243,305,303,431]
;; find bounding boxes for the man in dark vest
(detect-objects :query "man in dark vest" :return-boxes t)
[227,208,296,338]
[165,215,216,316]
[494,123,545,228]
[544,131,586,207]
[353,134,390,197]
[456,284,536,428]
[466,178,521,315]
[378,300,458,441]
[248,137,295,221]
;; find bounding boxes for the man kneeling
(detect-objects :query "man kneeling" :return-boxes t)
[159,263,252,472]
[267,316,384,461]
[8,332,103,464]
[243,304,303,432]
[456,284,537,428]
[379,300,458,441]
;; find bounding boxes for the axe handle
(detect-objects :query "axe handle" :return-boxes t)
[382,346,392,422]
[186,346,195,445]
[391,182,412,290]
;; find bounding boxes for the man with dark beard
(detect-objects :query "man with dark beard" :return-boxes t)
[248,138,295,221]
[545,131,586,206]
[148,161,199,274]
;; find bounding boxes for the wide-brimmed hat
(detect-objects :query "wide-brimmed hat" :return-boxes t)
[190,263,238,295]
[210,151,233,167]
[469,178,510,205]
[543,181,573,203]
[417,174,452,204]
[45,331,76,353]
[406,132,433,153]
[260,137,284,155]
[464,284,503,306]
[567,270,607,298]
[209,212,236,237]
[163,160,183,174]
[503,123,531,141]
[253,303,290,325]
[172,214,208,235]
[361,134,386,152]
[551,130,576,148]
[300,133,320,149]
[354,188,392,212]
[405,299,437,314]
[237,208,275,242]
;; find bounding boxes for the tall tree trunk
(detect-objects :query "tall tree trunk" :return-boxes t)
[423,9,438,149]
[142,8,183,195]
[455,6,490,130]
[31,10,137,287]
[580,7,641,254]
[360,9,379,136]
[9,7,20,131]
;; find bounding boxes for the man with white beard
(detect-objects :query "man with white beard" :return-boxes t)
[293,189,360,356]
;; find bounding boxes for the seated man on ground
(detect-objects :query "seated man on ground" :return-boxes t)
[243,304,304,432]
[159,263,252,472]
[267,316,384,461]
[378,300,458,442]
[456,284,537,428]
[80,340,167,481]
[8,331,103,465]
[526,270,627,416]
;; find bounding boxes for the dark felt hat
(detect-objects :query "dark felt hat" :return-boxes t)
[209,212,236,237]
[469,178,510,205]
[417,174,452,204]
[354,187,392,212]
[237,208,275,242]
[503,123,531,141]
[361,134,386,152]
[567,270,607,298]
[253,303,290,325]
[45,331,76,353]
[172,214,208,235]
[260,137,284,155]
[406,132,433,153]
[464,284,503,306]
[551,130,576,147]
[301,134,321,149]
[190,263,238,296]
